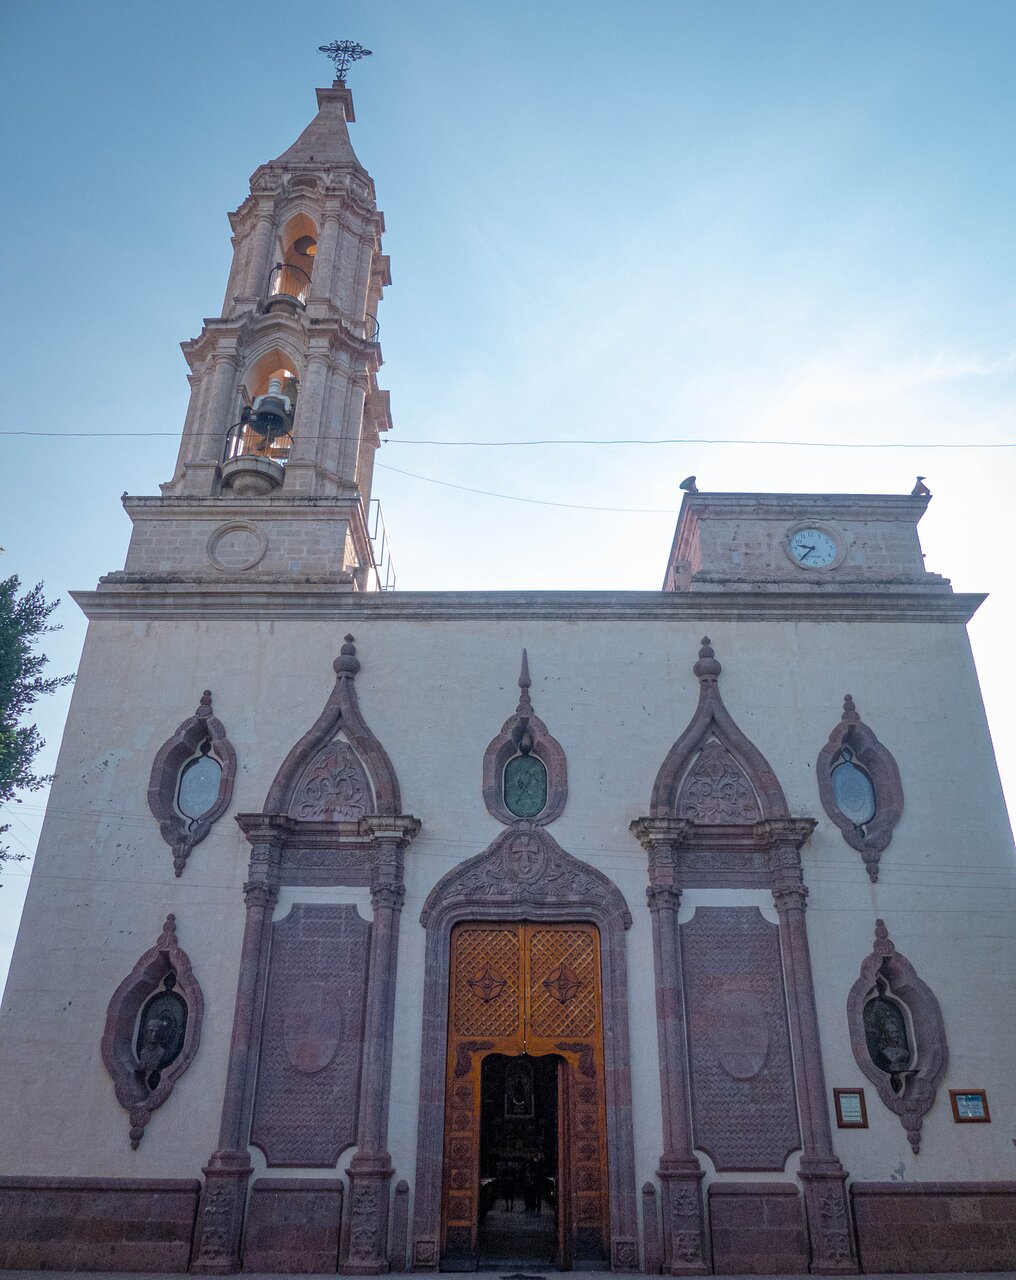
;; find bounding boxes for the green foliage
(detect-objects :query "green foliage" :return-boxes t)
[0,576,74,883]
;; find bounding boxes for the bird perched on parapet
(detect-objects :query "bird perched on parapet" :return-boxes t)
[679,475,698,493]
[911,476,931,497]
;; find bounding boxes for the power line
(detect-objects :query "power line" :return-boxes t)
[3,429,1015,449]
[374,463,675,512]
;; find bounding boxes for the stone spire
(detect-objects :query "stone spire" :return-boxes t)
[267,85,366,172]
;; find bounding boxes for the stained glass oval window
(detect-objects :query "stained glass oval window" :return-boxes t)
[863,994,911,1076]
[832,748,876,827]
[135,984,188,1087]
[177,746,222,822]
[503,753,548,819]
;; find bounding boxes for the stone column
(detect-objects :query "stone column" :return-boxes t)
[342,828,410,1274]
[638,821,709,1275]
[241,211,277,300]
[769,837,858,1275]
[287,349,330,490]
[192,846,280,1274]
[308,210,342,305]
[196,352,241,464]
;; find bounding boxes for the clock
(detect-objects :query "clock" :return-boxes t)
[787,526,839,569]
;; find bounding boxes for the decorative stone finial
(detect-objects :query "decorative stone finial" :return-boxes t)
[692,636,722,681]
[157,914,178,948]
[318,39,373,85]
[842,693,860,724]
[873,918,895,957]
[334,634,361,677]
[516,648,533,714]
[196,690,213,718]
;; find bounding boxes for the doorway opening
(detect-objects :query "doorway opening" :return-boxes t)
[477,1054,561,1267]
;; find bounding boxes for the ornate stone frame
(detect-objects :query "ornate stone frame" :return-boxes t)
[632,639,858,1275]
[147,691,237,876]
[847,920,948,1154]
[192,637,419,1277]
[100,914,204,1149]
[482,650,567,826]
[817,695,904,882]
[411,824,638,1272]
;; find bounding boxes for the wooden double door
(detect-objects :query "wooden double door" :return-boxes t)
[441,922,609,1270]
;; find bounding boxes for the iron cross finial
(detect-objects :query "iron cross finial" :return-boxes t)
[318,40,373,85]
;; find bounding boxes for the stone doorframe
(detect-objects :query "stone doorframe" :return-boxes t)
[410,822,640,1272]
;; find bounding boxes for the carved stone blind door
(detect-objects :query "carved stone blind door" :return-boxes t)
[441,922,608,1269]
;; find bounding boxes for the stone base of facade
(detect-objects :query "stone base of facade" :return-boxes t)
[851,1181,1016,1273]
[708,1182,809,1275]
[0,1176,199,1272]
[242,1178,344,1273]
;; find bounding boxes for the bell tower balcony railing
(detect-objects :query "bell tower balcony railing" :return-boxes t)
[265,262,312,306]
[220,421,293,495]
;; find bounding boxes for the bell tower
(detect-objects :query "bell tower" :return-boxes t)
[110,46,393,593]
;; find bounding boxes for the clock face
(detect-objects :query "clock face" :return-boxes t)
[788,527,838,569]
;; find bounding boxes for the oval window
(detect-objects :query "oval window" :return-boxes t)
[135,981,188,1088]
[832,748,876,827]
[177,744,222,823]
[863,993,911,1077]
[503,753,548,819]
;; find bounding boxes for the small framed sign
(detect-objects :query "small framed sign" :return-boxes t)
[834,1088,868,1129]
[949,1089,990,1123]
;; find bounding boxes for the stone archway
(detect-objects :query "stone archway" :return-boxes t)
[410,823,638,1272]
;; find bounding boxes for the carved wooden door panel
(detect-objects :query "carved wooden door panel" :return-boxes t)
[441,921,608,1268]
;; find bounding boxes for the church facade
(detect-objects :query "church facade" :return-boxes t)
[1,75,1015,1277]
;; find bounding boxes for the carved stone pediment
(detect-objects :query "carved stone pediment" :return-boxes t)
[420,824,631,928]
[650,639,788,822]
[677,738,762,824]
[289,738,372,822]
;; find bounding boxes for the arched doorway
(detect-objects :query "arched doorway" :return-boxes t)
[441,922,608,1270]
[410,825,638,1273]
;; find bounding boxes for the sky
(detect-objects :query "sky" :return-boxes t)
[2,0,1015,990]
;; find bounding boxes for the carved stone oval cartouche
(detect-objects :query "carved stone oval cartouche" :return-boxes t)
[817,695,904,882]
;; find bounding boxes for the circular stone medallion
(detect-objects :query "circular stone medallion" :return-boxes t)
[206,522,268,572]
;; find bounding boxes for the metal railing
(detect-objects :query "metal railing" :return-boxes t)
[223,421,293,466]
[367,498,396,591]
[266,262,312,305]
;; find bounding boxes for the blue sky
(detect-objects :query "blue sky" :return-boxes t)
[2,0,1015,986]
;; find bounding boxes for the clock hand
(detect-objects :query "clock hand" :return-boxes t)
[797,544,816,561]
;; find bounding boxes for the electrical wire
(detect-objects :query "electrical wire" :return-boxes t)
[2,429,1015,449]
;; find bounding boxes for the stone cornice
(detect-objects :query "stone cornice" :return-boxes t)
[70,587,987,624]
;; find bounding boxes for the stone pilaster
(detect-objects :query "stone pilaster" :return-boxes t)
[192,850,281,1274]
[768,835,858,1275]
[342,826,414,1274]
[634,819,709,1275]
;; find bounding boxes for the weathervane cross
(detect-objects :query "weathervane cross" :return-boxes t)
[318,39,373,85]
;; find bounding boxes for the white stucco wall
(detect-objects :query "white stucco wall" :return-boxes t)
[0,605,1012,1199]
